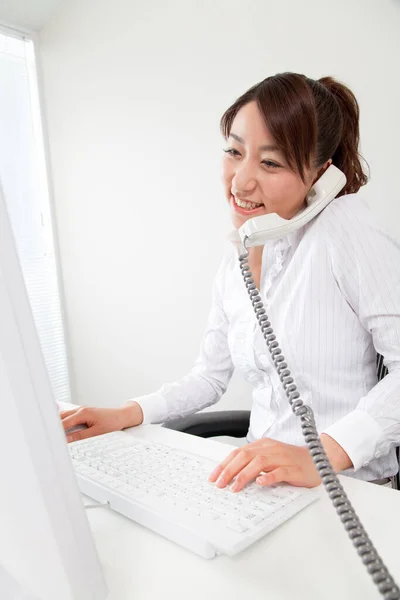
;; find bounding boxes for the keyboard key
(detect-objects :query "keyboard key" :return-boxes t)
[227,521,247,533]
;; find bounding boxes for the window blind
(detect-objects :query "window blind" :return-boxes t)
[0,31,71,404]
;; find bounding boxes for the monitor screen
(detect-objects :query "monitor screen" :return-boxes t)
[0,181,108,600]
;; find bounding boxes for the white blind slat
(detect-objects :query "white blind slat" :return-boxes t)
[0,33,71,404]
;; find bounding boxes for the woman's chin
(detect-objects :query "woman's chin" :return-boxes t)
[230,211,252,230]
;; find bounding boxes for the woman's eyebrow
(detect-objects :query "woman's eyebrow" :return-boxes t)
[229,132,279,152]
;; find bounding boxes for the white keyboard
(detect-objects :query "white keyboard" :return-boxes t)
[69,431,319,558]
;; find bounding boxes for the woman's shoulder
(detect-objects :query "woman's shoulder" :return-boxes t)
[318,193,373,231]
[315,192,397,249]
[212,242,238,288]
[313,193,400,274]
[218,241,238,268]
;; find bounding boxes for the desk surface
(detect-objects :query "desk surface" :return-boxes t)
[82,423,400,600]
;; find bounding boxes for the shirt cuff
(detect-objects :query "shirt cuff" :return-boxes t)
[126,392,168,425]
[322,409,385,472]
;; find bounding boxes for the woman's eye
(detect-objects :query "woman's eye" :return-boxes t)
[223,148,240,157]
[262,160,281,169]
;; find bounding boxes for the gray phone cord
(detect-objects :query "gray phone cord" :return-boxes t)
[239,238,400,600]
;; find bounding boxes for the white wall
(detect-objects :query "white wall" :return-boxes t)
[38,0,400,411]
[0,0,66,32]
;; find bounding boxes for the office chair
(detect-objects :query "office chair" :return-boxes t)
[163,354,400,489]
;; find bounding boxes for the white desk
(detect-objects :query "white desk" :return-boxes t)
[81,423,400,600]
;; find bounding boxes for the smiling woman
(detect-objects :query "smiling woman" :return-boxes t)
[220,73,367,231]
[222,102,321,230]
[61,73,400,497]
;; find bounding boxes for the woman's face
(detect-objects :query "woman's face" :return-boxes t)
[221,101,319,230]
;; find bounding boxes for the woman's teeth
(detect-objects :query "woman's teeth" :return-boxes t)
[234,197,262,210]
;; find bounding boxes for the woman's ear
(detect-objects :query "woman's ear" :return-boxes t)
[313,159,333,185]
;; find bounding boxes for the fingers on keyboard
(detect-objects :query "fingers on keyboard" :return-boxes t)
[59,408,79,419]
[67,427,94,444]
[62,412,87,430]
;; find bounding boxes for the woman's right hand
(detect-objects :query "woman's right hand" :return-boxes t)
[60,402,144,443]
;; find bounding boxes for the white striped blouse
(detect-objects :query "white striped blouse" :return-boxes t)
[132,194,400,481]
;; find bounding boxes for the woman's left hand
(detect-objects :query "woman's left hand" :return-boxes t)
[208,438,322,492]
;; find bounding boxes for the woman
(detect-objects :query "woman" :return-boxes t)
[61,72,400,491]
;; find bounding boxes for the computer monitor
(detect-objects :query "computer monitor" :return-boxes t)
[0,181,108,600]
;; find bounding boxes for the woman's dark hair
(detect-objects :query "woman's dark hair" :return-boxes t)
[220,73,368,196]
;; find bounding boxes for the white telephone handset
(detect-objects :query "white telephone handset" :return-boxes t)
[238,164,346,246]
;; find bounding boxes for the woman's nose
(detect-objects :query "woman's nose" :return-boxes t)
[232,161,257,195]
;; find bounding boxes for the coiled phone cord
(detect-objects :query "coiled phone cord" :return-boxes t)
[239,238,400,600]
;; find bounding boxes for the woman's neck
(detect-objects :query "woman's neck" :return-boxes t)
[247,245,264,290]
